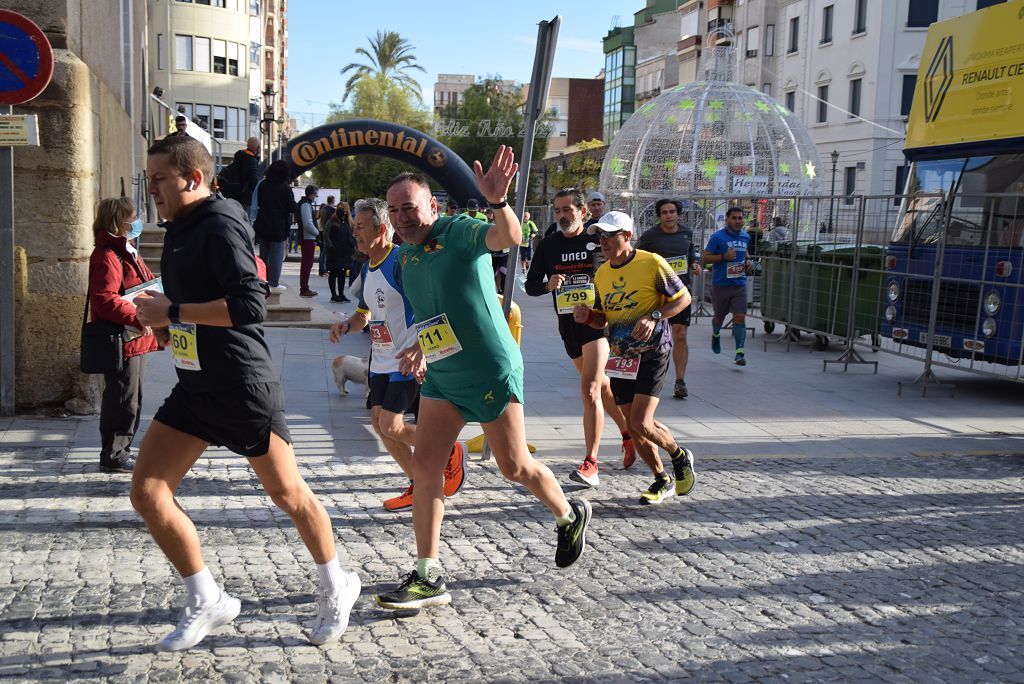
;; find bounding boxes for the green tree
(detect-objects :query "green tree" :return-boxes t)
[550,139,606,194]
[437,78,552,203]
[340,30,425,104]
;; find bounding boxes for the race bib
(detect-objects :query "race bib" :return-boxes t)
[368,320,394,351]
[169,323,201,371]
[416,313,463,363]
[605,355,640,380]
[555,283,595,314]
[667,255,688,275]
[727,261,746,278]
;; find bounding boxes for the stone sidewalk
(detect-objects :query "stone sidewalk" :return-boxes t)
[1,293,1023,682]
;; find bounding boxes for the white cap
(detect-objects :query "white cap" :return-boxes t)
[586,211,634,235]
[587,191,605,202]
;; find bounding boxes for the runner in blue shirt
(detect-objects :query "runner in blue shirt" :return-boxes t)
[702,207,753,366]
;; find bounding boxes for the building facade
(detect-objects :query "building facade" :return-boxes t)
[147,0,288,165]
[522,77,604,158]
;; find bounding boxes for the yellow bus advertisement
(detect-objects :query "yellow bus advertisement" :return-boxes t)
[905,0,1024,156]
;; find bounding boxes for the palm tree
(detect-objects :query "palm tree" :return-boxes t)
[340,30,425,103]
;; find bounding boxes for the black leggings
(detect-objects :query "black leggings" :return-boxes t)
[328,269,348,298]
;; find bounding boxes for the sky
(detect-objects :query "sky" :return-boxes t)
[285,0,628,132]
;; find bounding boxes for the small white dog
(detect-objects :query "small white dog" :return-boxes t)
[331,354,368,395]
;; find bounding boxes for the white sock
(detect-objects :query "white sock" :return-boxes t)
[316,555,347,595]
[182,567,220,606]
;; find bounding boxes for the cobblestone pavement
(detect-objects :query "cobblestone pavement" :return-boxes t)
[2,295,1024,682]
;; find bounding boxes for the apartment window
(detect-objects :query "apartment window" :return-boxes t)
[746,26,760,58]
[228,42,239,76]
[907,0,938,27]
[901,74,917,116]
[194,104,210,131]
[212,0,227,6]
[212,40,227,74]
[762,83,772,96]
[976,0,1004,8]
[853,0,868,34]
[849,78,862,117]
[788,16,800,53]
[174,35,192,70]
[785,90,796,112]
[893,165,908,204]
[227,107,239,140]
[821,5,834,44]
[194,37,210,72]
[213,105,226,139]
[844,167,857,204]
[157,34,165,70]
[817,85,829,122]
[765,24,775,56]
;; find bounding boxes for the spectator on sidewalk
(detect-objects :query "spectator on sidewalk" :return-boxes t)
[324,201,356,302]
[297,185,320,297]
[252,160,296,292]
[88,197,160,473]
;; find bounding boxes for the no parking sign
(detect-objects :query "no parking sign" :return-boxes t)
[0,10,52,417]
[0,10,53,105]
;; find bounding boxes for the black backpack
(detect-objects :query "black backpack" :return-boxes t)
[218,161,243,201]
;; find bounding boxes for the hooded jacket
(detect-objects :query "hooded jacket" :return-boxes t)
[160,195,275,392]
[89,231,161,359]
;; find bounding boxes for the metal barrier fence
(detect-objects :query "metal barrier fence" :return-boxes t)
[650,190,1024,392]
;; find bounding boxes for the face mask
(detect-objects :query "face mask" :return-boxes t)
[128,218,144,240]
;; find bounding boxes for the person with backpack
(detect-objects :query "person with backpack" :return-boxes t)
[218,138,260,209]
[252,160,296,292]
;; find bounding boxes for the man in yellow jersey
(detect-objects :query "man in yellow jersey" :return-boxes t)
[573,211,698,505]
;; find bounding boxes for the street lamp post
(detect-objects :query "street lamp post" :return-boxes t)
[828,149,839,234]
[260,86,276,164]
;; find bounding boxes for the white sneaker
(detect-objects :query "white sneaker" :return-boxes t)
[271,284,287,292]
[158,591,241,652]
[307,571,361,645]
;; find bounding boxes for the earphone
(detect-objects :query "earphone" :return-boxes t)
[185,180,196,191]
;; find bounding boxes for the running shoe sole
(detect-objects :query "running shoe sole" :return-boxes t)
[443,442,468,498]
[374,592,452,610]
[639,489,676,506]
[569,468,599,487]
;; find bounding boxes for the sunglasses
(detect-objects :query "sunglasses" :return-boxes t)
[596,230,625,240]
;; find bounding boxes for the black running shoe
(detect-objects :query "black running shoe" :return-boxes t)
[555,499,592,568]
[375,570,451,610]
[99,455,135,473]
[673,379,688,399]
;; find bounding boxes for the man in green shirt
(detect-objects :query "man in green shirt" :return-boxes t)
[520,210,538,270]
[463,198,487,221]
[375,146,592,610]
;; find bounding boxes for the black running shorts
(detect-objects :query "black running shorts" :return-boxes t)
[668,303,692,326]
[154,381,291,457]
[610,351,671,405]
[368,374,420,416]
[557,315,608,360]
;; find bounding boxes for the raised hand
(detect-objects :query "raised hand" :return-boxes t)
[473,145,519,204]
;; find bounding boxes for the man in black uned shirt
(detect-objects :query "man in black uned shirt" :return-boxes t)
[525,188,635,488]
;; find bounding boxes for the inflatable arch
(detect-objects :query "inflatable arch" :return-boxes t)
[283,119,486,206]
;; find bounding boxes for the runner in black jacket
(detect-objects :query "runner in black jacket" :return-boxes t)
[524,188,634,487]
[133,135,359,652]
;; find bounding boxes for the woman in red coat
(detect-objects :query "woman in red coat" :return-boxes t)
[88,198,160,472]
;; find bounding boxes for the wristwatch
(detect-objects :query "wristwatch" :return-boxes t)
[168,303,181,324]
[650,310,663,321]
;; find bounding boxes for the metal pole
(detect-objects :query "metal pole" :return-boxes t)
[824,194,877,373]
[0,104,14,415]
[501,16,560,318]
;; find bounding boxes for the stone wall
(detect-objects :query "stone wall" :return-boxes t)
[2,0,147,409]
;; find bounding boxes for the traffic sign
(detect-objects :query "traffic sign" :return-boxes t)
[0,11,53,106]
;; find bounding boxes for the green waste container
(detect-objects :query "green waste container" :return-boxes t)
[811,244,885,339]
[758,240,820,329]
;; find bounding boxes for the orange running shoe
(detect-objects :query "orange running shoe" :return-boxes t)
[443,442,467,498]
[622,435,636,469]
[383,483,414,511]
[570,457,600,487]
